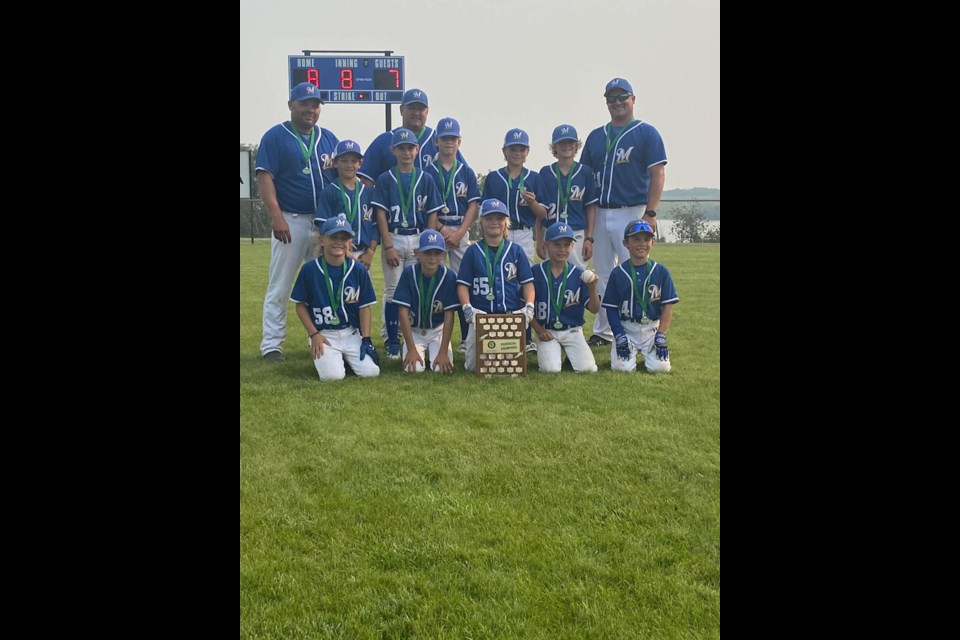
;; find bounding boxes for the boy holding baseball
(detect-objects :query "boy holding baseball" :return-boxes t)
[529,221,601,373]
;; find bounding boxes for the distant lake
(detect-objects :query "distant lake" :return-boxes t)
[655,219,720,243]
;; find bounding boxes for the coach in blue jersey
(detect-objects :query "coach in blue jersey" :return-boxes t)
[358,89,466,186]
[581,78,667,346]
[258,82,339,361]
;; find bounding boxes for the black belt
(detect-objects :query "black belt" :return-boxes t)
[599,204,640,209]
[439,217,464,224]
[392,228,421,236]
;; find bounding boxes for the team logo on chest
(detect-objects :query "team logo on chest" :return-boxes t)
[455,182,467,198]
[615,147,634,164]
[570,185,585,201]
[362,204,372,221]
[505,262,518,281]
[416,194,427,211]
[647,283,661,302]
[344,286,360,304]
[321,153,334,170]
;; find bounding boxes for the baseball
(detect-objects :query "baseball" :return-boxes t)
[581,269,597,284]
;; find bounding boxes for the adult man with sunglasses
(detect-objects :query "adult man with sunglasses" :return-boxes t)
[581,77,667,347]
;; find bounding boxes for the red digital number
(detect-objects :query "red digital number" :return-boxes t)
[341,69,353,90]
[307,69,319,87]
[389,68,399,89]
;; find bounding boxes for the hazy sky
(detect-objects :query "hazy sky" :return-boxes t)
[240,0,719,189]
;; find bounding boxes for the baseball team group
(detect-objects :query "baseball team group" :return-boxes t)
[254,77,678,381]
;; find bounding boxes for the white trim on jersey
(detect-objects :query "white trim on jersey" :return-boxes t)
[494,168,532,226]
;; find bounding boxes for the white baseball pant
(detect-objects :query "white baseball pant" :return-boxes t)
[402,326,453,373]
[591,205,646,340]
[310,327,381,380]
[261,212,316,355]
[536,326,598,373]
[609,319,671,374]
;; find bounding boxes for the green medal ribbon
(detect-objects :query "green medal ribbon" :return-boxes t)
[548,263,571,326]
[291,123,316,171]
[482,240,507,302]
[604,118,635,157]
[335,180,360,227]
[393,168,418,227]
[504,167,526,194]
[417,267,440,329]
[627,260,656,318]
[551,162,578,219]
[434,159,458,207]
[321,257,348,325]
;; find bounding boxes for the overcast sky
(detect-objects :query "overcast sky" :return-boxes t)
[240,0,719,189]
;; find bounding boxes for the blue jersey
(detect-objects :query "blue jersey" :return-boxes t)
[532,262,593,329]
[457,240,533,312]
[601,260,679,322]
[580,121,667,208]
[537,162,599,231]
[358,126,467,183]
[423,160,481,226]
[255,122,339,214]
[290,258,377,330]
[372,169,444,233]
[315,181,380,251]
[481,168,547,230]
[393,264,460,329]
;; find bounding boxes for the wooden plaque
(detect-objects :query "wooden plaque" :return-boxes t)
[475,313,526,378]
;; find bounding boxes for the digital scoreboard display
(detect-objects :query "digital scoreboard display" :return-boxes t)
[288,55,405,104]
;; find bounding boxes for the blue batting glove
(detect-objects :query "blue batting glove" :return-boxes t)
[654,332,669,360]
[360,336,380,366]
[615,334,631,360]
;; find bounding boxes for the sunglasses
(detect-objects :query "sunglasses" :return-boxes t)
[606,93,633,104]
[625,222,654,237]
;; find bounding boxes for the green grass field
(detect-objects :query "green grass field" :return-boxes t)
[240,240,720,639]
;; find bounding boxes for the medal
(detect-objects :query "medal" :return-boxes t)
[442,205,450,214]
[640,315,650,324]
[553,321,563,329]
[401,219,409,228]
[302,165,311,174]
[486,293,495,301]
[328,317,340,326]
[420,329,427,336]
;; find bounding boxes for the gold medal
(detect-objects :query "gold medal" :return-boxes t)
[442,206,450,214]
[553,321,563,329]
[639,315,650,324]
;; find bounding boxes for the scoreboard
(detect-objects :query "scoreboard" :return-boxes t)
[288,55,405,104]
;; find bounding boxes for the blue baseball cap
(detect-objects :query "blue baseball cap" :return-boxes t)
[604,77,633,96]
[320,214,355,237]
[551,124,579,144]
[391,128,419,148]
[436,117,461,138]
[503,128,530,148]
[479,198,508,217]
[418,230,447,252]
[624,219,654,239]
[290,82,324,103]
[334,140,363,158]
[401,88,428,107]
[545,222,576,242]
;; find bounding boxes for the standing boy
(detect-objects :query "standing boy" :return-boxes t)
[456,199,535,373]
[372,128,444,359]
[424,117,481,352]
[291,214,380,381]
[535,124,598,269]
[602,220,678,373]
[393,230,460,374]
[529,222,600,373]
[315,140,379,268]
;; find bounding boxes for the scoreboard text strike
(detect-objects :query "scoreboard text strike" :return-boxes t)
[288,56,405,104]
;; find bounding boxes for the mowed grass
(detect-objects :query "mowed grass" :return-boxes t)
[240,239,720,639]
